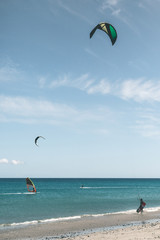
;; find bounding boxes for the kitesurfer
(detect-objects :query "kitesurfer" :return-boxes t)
[137,198,146,213]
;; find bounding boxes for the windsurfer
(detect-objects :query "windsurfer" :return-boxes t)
[26,178,36,193]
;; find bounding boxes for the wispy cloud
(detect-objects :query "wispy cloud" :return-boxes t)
[85,48,117,68]
[46,75,160,139]
[93,128,109,135]
[99,0,122,17]
[87,79,110,95]
[53,0,91,24]
[112,8,121,17]
[0,61,22,82]
[50,73,111,95]
[100,0,120,11]
[0,95,77,121]
[0,95,111,125]
[138,0,160,10]
[0,158,24,165]
[131,108,160,138]
[98,0,139,33]
[119,78,160,102]
[38,76,46,89]
[50,73,94,91]
[85,48,99,59]
[49,74,160,102]
[135,123,160,138]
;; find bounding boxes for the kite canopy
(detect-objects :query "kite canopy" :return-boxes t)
[90,22,117,45]
[35,136,45,146]
[26,177,36,192]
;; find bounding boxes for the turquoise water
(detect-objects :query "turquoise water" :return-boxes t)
[1,178,160,227]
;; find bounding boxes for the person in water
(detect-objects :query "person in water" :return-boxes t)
[137,198,146,213]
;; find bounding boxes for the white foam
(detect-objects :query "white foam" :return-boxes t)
[82,207,160,218]
[41,216,81,223]
[80,186,160,189]
[145,207,160,212]
[1,206,160,229]
[0,216,82,228]
[80,186,134,189]
[82,209,136,218]
[0,192,39,195]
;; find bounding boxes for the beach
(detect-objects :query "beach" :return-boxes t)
[69,221,160,240]
[1,210,160,240]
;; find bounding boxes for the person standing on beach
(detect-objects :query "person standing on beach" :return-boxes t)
[137,198,146,213]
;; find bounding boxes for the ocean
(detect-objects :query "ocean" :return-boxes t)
[1,178,160,228]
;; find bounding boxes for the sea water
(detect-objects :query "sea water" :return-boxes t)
[1,178,160,228]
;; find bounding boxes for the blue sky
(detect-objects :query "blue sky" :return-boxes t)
[1,0,160,178]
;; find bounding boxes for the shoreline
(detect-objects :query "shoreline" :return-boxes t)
[1,209,160,240]
[1,206,160,228]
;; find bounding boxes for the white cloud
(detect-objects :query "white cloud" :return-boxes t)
[38,76,46,88]
[0,62,22,82]
[119,78,160,102]
[0,95,111,125]
[99,0,138,31]
[85,49,117,68]
[99,0,122,17]
[93,128,109,135]
[50,74,111,95]
[139,0,160,9]
[0,95,77,119]
[0,158,9,164]
[134,117,160,138]
[0,158,23,165]
[55,0,91,24]
[87,79,110,95]
[48,74,160,102]
[11,160,24,165]
[112,8,121,16]
[101,0,120,9]
[126,105,160,139]
[85,48,99,59]
[50,74,70,88]
[135,123,160,138]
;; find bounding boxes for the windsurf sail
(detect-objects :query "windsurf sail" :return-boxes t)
[26,177,36,192]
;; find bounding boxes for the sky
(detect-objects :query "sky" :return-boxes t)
[1,0,160,178]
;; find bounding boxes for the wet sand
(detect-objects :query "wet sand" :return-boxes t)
[1,210,160,240]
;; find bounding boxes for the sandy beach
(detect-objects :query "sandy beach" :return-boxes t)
[69,222,160,240]
[1,210,160,240]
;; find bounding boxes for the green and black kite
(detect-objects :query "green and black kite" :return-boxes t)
[90,22,117,45]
